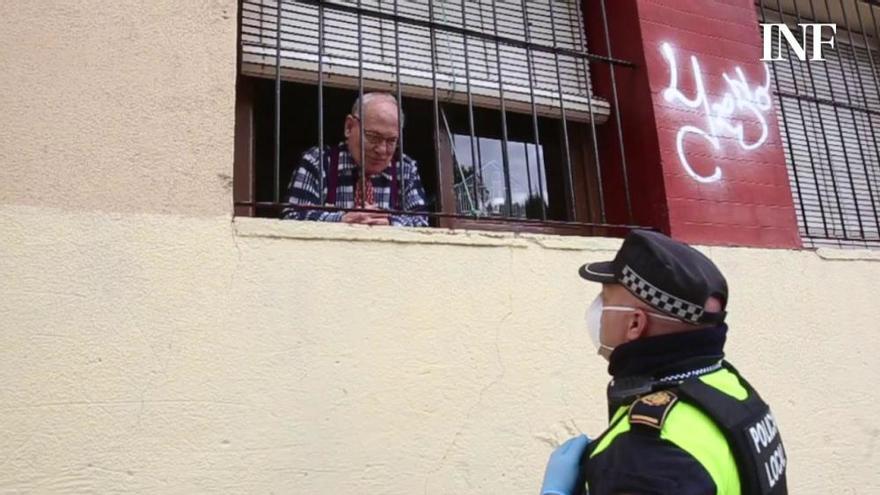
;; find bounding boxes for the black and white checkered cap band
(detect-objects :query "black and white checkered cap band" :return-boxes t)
[621,265,704,323]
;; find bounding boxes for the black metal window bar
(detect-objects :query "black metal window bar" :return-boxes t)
[235,0,641,235]
[759,0,880,248]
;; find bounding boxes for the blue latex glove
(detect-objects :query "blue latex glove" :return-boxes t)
[540,434,592,495]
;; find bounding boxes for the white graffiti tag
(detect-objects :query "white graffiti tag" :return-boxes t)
[660,42,773,183]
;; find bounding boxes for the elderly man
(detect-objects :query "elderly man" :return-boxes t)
[540,230,787,495]
[281,92,428,226]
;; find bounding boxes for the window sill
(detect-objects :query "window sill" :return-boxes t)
[816,248,880,262]
[232,217,623,252]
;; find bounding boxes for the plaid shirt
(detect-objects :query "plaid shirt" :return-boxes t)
[281,143,429,227]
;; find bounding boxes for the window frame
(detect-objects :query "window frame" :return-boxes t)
[233,0,640,237]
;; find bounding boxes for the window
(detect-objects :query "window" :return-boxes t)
[451,135,549,219]
[759,0,880,247]
[439,102,602,229]
[235,0,636,235]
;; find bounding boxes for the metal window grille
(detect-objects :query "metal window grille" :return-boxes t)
[759,0,880,248]
[235,0,642,235]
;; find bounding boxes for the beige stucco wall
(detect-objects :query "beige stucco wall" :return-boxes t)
[0,0,237,216]
[2,1,880,494]
[3,211,880,493]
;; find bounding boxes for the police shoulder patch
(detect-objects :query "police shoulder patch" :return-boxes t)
[628,390,679,431]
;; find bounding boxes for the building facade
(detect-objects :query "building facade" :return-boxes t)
[2,0,880,493]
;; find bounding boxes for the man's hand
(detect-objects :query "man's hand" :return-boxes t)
[341,211,384,224]
[540,434,591,495]
[363,216,390,225]
[341,204,389,225]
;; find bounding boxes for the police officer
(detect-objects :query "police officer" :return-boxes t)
[539,230,787,495]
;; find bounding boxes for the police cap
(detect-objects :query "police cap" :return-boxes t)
[579,230,728,325]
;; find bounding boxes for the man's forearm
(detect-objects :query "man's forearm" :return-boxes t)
[283,207,344,222]
[390,213,428,227]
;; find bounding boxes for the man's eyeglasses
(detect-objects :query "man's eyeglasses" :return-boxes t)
[351,115,399,150]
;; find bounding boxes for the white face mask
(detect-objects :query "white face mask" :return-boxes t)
[585,294,683,357]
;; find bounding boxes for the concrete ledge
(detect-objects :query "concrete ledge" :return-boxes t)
[816,248,880,262]
[233,217,622,252]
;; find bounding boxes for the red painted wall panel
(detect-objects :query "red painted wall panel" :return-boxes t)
[585,0,802,247]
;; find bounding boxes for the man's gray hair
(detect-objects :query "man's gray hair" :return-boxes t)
[351,92,404,125]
